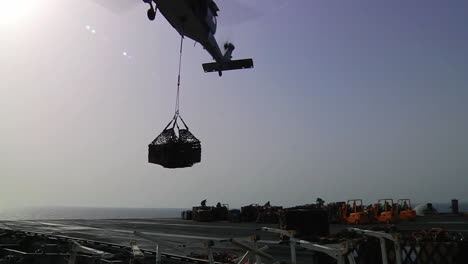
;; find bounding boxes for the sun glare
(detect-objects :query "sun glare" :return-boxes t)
[0,0,37,26]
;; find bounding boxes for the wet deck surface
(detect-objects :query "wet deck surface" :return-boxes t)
[1,215,467,262]
[0,219,299,262]
[395,214,468,233]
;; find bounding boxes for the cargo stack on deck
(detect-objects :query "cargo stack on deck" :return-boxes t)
[278,204,330,241]
[190,201,229,222]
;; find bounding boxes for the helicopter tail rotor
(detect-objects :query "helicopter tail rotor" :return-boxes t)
[203,42,253,76]
[223,42,235,61]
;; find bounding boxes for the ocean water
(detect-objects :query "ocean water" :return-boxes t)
[0,202,466,221]
[415,202,468,213]
[0,207,184,221]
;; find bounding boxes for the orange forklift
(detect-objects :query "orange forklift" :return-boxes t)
[370,199,399,224]
[339,199,370,224]
[398,199,416,221]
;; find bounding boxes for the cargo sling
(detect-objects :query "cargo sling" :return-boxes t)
[148,35,201,168]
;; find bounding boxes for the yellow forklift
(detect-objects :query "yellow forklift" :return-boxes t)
[370,199,399,224]
[339,199,370,224]
[398,199,416,221]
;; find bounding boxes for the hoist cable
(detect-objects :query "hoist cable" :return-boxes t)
[175,35,184,117]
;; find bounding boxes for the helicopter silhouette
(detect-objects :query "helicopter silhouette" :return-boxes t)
[142,0,254,76]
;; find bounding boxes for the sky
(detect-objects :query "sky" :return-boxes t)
[0,0,467,209]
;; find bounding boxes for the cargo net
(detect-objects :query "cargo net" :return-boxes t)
[148,35,201,168]
[148,114,201,168]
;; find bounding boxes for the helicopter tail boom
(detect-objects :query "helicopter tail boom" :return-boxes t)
[202,37,253,76]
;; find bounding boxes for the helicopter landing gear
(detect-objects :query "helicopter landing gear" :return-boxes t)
[147,8,156,21]
[143,0,156,21]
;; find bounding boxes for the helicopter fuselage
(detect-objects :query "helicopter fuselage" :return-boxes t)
[154,0,225,63]
[146,0,253,75]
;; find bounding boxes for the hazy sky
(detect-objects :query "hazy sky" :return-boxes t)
[1,0,467,209]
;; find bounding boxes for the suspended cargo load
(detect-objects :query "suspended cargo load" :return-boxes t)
[148,35,202,168]
[148,114,201,168]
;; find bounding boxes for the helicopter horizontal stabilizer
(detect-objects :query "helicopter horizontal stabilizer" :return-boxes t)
[202,59,254,74]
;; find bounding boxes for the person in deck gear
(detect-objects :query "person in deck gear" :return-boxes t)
[216,202,222,208]
[201,199,207,207]
[403,200,408,210]
[256,206,265,223]
[316,198,325,208]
